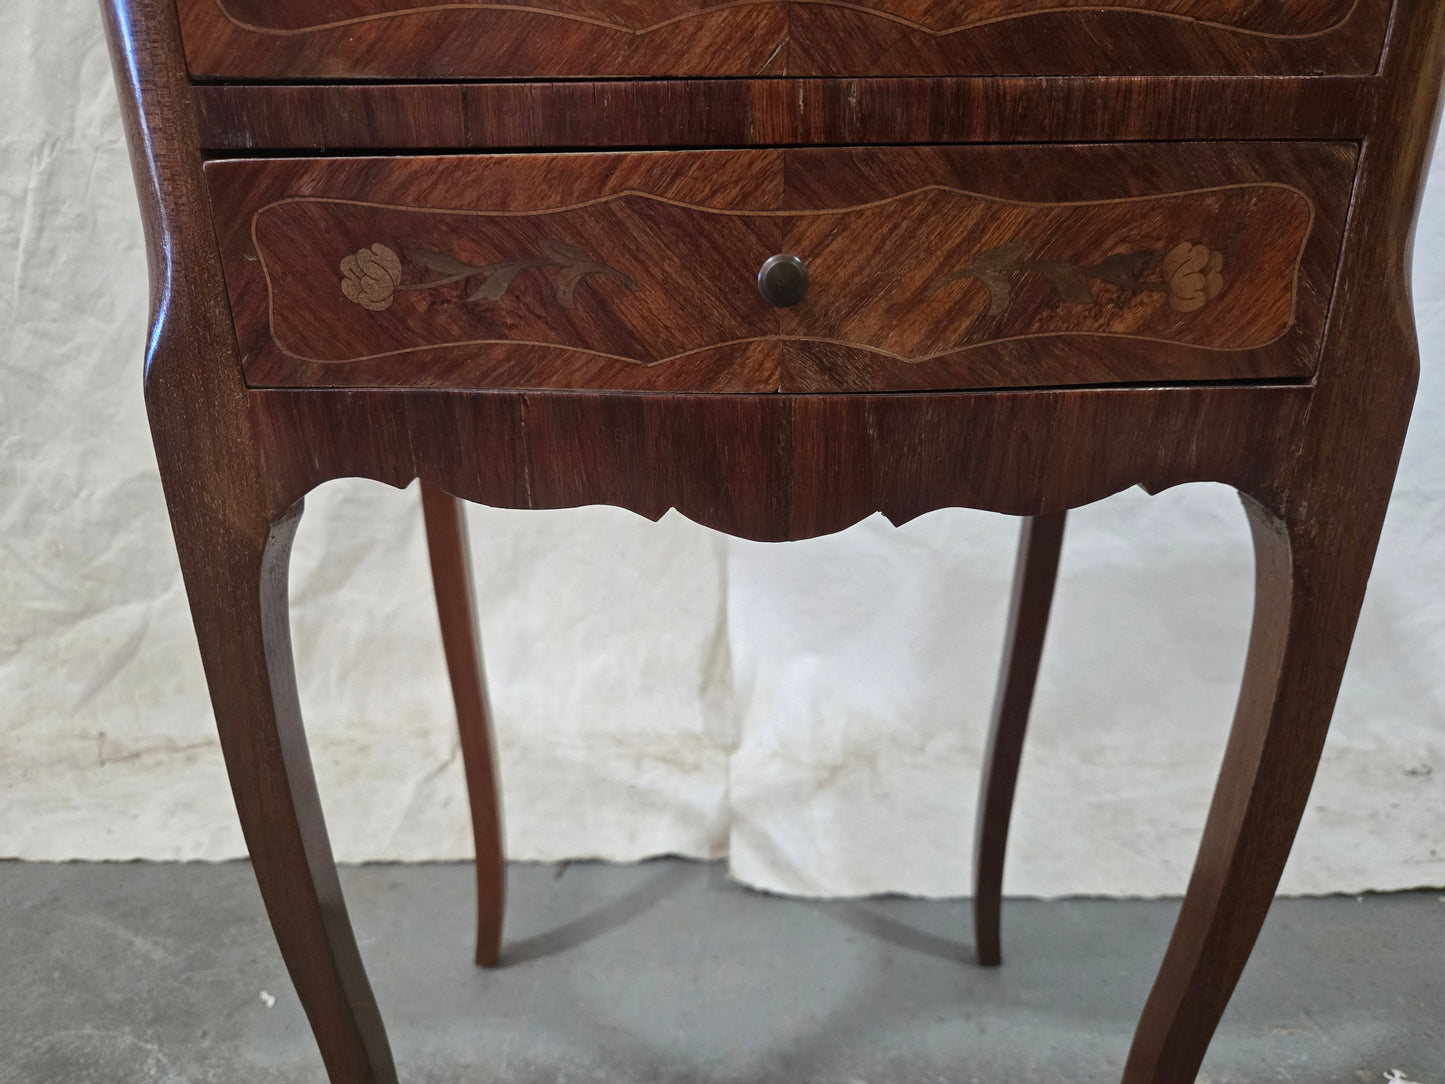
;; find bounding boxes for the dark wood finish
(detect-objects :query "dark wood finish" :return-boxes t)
[177,0,1390,79]
[248,385,1307,540]
[974,511,1066,969]
[206,143,1354,393]
[100,3,397,1079]
[1120,7,1445,1073]
[193,77,1383,152]
[102,0,1445,1078]
[421,483,505,968]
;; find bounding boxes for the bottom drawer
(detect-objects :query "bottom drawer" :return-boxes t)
[205,143,1356,394]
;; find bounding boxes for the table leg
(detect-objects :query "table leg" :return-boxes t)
[421,483,506,968]
[973,511,1067,967]
[1122,490,1382,1083]
[176,499,397,1084]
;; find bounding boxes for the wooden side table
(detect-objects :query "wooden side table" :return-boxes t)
[101,0,1445,1080]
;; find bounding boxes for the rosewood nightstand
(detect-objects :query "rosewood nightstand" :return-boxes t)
[101,1,1445,1080]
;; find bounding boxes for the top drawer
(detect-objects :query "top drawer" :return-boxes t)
[180,0,1392,79]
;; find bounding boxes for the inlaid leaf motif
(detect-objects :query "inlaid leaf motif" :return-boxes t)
[1036,266,1096,306]
[410,249,473,275]
[542,237,640,310]
[1090,250,1158,286]
[926,243,1029,315]
[469,265,528,302]
[540,238,595,265]
[970,240,1029,271]
[967,271,1014,316]
[554,266,592,310]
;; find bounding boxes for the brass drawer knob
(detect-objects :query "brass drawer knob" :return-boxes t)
[758,254,809,307]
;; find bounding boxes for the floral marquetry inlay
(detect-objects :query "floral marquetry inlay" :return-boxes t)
[931,240,1226,317]
[339,240,638,312]
[339,244,402,312]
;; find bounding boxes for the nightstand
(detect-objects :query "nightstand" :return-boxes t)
[101,1,1445,1080]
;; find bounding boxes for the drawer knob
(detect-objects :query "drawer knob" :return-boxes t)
[758,254,809,308]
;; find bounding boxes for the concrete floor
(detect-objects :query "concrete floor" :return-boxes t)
[0,860,1440,1084]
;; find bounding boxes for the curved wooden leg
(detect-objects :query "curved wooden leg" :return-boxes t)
[179,500,396,1084]
[973,511,1067,968]
[421,483,506,968]
[1121,490,1385,1083]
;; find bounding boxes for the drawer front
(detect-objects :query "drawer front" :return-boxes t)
[179,0,1390,78]
[206,144,1356,394]
[788,0,1390,76]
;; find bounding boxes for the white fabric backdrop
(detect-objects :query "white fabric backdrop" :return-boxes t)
[3,0,1443,897]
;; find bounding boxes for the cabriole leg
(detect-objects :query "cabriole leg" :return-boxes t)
[1122,489,1384,1083]
[421,483,506,968]
[177,499,397,1084]
[973,511,1067,967]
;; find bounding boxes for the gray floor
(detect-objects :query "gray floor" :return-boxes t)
[0,860,1440,1083]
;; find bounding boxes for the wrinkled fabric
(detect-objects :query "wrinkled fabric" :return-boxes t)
[1,0,1442,896]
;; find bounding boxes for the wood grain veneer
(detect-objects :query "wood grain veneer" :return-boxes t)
[191,77,1384,152]
[206,143,1355,393]
[176,0,1392,78]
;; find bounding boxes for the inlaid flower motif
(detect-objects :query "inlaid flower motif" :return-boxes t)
[340,243,403,311]
[1163,242,1225,313]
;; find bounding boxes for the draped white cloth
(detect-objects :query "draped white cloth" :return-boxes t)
[3,0,1443,896]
